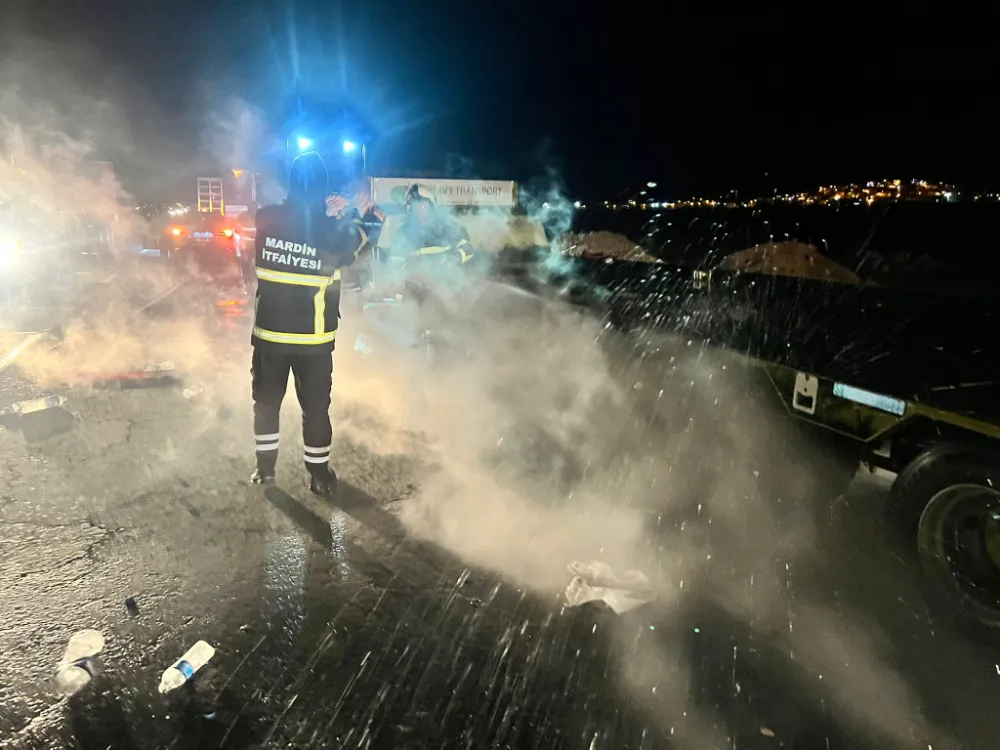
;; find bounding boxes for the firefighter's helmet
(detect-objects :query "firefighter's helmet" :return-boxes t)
[405,184,436,208]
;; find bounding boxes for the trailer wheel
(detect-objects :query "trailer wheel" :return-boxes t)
[888,444,1000,628]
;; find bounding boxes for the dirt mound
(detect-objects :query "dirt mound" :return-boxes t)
[717,242,860,284]
[558,232,660,263]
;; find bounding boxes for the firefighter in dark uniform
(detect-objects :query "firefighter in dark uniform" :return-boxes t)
[386,184,475,266]
[383,183,474,300]
[250,154,367,494]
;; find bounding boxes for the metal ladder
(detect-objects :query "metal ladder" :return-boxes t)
[196,177,224,213]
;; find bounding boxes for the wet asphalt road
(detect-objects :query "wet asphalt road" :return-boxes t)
[2,297,1000,750]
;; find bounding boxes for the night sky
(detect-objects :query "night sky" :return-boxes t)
[1,2,996,201]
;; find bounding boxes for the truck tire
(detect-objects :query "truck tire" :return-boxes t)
[887,443,1000,628]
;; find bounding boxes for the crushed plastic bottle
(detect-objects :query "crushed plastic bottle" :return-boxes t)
[1,395,68,416]
[54,629,105,696]
[159,640,216,694]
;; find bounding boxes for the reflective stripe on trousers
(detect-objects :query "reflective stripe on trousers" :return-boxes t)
[251,348,334,472]
[304,444,330,464]
[255,433,279,452]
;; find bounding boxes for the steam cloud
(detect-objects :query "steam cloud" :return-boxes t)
[318,185,950,746]
[332,271,951,747]
[0,44,269,382]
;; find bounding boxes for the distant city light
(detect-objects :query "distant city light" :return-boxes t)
[296,137,313,151]
[573,201,582,209]
[647,182,657,188]
[599,178,979,210]
[342,141,357,154]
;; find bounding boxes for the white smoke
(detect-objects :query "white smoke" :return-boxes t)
[513,168,574,238]
[201,94,267,177]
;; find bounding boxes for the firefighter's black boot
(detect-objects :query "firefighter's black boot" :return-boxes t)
[308,464,339,497]
[250,468,275,485]
[250,459,276,485]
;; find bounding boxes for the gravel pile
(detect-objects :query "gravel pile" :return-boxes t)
[717,242,860,284]
[557,232,660,263]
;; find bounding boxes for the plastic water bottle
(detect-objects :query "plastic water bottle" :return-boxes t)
[159,640,216,694]
[54,629,105,696]
[1,395,67,416]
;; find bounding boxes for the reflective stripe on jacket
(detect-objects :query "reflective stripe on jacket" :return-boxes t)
[252,267,343,346]
[388,213,475,267]
[251,203,366,353]
[413,238,474,264]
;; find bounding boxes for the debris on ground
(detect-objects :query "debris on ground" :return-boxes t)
[0,395,68,416]
[557,231,661,263]
[94,369,174,383]
[181,383,206,400]
[125,597,140,616]
[54,629,105,696]
[716,242,861,284]
[90,363,181,389]
[159,640,216,695]
[563,560,654,615]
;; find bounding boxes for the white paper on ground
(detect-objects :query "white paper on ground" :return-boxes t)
[564,560,654,614]
[59,629,105,666]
